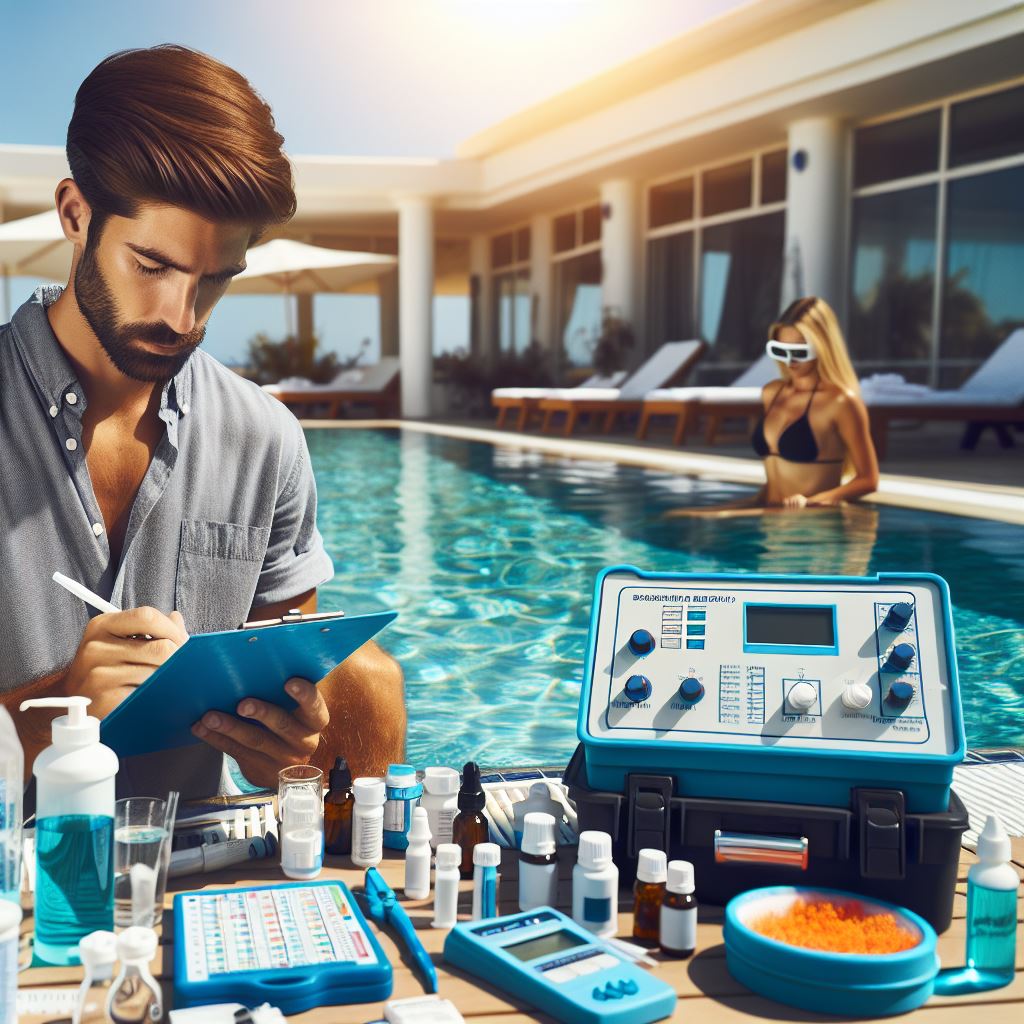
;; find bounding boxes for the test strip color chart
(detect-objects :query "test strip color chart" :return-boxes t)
[181,884,378,982]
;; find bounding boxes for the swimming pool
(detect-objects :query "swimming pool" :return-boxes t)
[310,428,1024,768]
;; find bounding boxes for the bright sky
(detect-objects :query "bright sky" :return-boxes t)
[1,0,745,363]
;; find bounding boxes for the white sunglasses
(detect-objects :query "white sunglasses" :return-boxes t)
[766,338,817,365]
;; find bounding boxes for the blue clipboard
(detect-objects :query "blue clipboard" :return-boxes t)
[173,881,393,1013]
[100,609,396,757]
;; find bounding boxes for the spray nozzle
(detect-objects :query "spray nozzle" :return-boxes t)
[19,696,98,747]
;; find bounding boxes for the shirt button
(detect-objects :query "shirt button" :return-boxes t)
[65,438,78,452]
[66,392,78,405]
[92,522,103,537]
[49,405,58,417]
[180,403,190,414]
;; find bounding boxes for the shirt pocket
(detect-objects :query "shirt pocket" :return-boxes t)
[175,520,271,633]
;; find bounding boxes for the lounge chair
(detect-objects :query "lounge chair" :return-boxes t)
[263,357,401,418]
[491,371,627,431]
[863,329,1024,458]
[638,354,778,445]
[536,341,706,436]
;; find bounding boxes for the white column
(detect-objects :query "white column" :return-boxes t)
[468,234,491,362]
[599,179,639,326]
[378,268,399,358]
[782,117,847,312]
[397,196,434,418]
[529,213,553,351]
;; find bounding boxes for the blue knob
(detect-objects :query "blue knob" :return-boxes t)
[885,642,916,672]
[628,629,656,656]
[887,681,915,708]
[624,674,652,703]
[679,677,704,704]
[883,602,914,631]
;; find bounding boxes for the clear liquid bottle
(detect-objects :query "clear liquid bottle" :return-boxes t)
[20,697,118,965]
[108,926,162,1024]
[0,707,23,905]
[966,815,1019,981]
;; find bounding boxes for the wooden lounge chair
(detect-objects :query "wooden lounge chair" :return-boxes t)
[263,357,401,418]
[638,354,778,445]
[536,341,706,437]
[491,371,626,431]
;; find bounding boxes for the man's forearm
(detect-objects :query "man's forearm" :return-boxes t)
[315,641,405,778]
[0,668,69,776]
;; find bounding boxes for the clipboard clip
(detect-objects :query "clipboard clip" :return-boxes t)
[240,609,347,630]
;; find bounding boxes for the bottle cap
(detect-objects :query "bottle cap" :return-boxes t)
[436,843,461,870]
[78,929,117,974]
[636,848,668,884]
[19,695,99,748]
[282,827,321,870]
[666,860,694,894]
[423,766,460,796]
[976,814,1012,864]
[329,756,352,791]
[353,777,386,805]
[116,925,158,963]
[577,831,613,869]
[521,812,556,856]
[458,762,485,812]
[282,789,320,827]
[407,806,432,845]
[386,763,418,789]
[473,842,501,868]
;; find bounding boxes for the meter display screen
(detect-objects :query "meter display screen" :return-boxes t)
[745,605,836,648]
[504,929,587,962]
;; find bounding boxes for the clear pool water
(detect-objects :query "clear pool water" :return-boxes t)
[310,428,1024,768]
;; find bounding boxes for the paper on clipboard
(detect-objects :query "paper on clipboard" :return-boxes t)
[100,608,396,758]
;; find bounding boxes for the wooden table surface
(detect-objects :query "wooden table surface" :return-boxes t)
[19,839,1024,1024]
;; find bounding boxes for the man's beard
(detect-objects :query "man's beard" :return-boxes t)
[74,239,205,383]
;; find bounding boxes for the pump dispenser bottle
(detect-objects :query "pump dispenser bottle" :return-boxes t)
[20,696,118,965]
[966,815,1019,980]
[452,762,488,879]
[323,757,355,855]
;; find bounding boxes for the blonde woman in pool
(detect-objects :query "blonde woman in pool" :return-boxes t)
[670,297,879,515]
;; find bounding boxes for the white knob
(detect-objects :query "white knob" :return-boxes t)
[842,681,873,711]
[787,682,818,712]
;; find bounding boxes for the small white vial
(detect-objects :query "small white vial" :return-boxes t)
[404,807,433,900]
[420,767,460,848]
[75,929,117,1024]
[571,831,618,938]
[518,811,558,912]
[660,860,697,958]
[432,843,461,929]
[108,926,163,1024]
[471,842,501,921]
[280,789,323,881]
[351,777,386,868]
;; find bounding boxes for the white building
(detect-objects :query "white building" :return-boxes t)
[2,0,1023,415]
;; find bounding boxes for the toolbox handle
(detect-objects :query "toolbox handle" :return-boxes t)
[714,830,809,869]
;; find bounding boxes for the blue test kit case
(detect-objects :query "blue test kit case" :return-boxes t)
[565,566,969,931]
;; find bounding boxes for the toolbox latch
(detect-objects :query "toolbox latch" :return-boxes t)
[855,788,906,880]
[625,774,673,858]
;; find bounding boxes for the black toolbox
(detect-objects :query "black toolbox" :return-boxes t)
[563,743,969,932]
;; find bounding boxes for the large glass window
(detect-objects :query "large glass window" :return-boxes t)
[848,185,937,377]
[940,165,1024,384]
[649,176,694,229]
[853,111,940,189]
[699,212,785,372]
[760,150,787,204]
[646,233,695,355]
[702,160,753,217]
[494,269,531,356]
[950,84,1024,168]
[555,250,602,369]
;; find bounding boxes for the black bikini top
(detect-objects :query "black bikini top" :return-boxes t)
[751,379,842,464]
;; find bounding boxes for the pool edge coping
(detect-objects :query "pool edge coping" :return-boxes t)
[299,419,1024,527]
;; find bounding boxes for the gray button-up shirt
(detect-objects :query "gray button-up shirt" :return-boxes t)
[1,285,334,797]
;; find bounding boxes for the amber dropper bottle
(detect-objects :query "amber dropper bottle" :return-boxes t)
[632,848,668,945]
[323,756,355,855]
[452,761,488,879]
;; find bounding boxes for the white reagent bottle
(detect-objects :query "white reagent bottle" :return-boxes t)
[471,842,501,921]
[432,843,461,929]
[351,777,386,868]
[108,926,162,1024]
[660,860,698,959]
[518,812,558,912]
[571,831,619,937]
[280,789,323,881]
[404,807,433,900]
[420,767,460,849]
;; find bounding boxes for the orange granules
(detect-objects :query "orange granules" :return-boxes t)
[749,899,919,954]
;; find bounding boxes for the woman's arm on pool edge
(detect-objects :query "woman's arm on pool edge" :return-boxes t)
[807,392,880,505]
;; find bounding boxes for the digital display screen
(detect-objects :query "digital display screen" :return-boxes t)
[504,930,587,963]
[746,605,836,648]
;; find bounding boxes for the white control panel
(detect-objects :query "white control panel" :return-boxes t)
[583,571,958,756]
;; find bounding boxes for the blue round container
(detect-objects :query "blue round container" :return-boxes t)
[724,886,939,1018]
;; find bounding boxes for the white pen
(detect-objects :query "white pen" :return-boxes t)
[52,571,120,614]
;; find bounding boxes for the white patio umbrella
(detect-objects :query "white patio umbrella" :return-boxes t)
[229,238,396,294]
[0,209,71,319]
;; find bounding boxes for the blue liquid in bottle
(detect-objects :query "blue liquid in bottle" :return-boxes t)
[34,814,114,965]
[966,882,1017,978]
